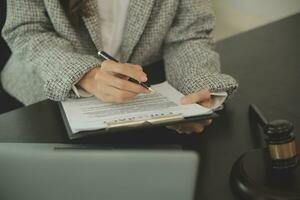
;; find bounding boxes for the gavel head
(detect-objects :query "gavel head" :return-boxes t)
[264,120,298,170]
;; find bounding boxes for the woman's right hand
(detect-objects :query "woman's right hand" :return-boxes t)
[78,60,150,103]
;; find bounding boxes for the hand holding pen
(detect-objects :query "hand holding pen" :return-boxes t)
[77,51,152,103]
[98,51,154,92]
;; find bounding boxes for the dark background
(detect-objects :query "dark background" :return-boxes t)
[0,0,10,69]
[0,0,23,113]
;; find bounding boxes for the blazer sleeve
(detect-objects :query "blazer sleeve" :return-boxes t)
[163,0,238,96]
[1,0,99,101]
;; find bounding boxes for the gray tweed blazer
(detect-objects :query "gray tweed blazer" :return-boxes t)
[1,0,238,105]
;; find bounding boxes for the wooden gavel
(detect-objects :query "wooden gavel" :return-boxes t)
[249,104,298,170]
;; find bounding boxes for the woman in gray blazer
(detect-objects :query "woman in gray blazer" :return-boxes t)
[1,0,238,133]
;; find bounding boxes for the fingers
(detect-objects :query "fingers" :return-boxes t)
[181,90,211,105]
[179,123,205,134]
[95,71,150,94]
[91,61,151,103]
[167,124,202,134]
[166,119,213,134]
[95,84,137,103]
[202,119,213,126]
[78,61,150,103]
[201,99,212,108]
[101,60,147,83]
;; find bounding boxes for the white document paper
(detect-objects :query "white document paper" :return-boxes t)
[210,92,228,110]
[61,82,213,134]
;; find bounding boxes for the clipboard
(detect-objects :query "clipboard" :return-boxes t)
[58,102,218,140]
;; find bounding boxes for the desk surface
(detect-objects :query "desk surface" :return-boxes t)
[1,13,300,200]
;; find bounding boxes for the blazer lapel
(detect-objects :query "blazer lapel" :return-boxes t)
[81,0,102,51]
[120,0,155,62]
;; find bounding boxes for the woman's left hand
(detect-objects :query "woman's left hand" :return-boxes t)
[166,90,213,134]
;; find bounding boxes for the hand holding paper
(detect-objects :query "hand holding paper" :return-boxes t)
[60,82,215,138]
[167,90,213,134]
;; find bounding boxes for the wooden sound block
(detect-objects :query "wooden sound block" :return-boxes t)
[230,149,300,199]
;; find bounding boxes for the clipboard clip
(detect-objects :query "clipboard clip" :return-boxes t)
[106,113,184,130]
[147,113,184,124]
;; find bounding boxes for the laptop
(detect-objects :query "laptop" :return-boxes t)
[0,143,199,200]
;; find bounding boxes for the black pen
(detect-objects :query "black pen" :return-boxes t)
[97,51,154,92]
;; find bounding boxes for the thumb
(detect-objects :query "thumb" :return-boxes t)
[181,90,210,105]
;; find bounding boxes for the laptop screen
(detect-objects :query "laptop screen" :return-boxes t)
[0,143,199,200]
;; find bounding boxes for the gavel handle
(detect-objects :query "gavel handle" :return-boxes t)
[249,104,269,128]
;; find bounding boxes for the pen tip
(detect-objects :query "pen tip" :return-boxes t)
[149,88,155,93]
